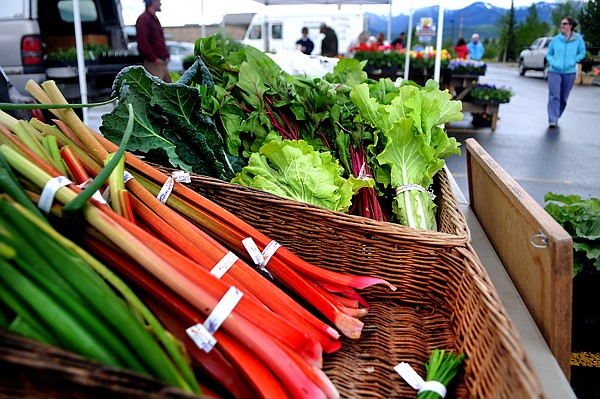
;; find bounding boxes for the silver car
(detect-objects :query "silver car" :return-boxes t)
[518,36,553,79]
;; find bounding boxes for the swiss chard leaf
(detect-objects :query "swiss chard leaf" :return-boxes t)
[101,66,234,180]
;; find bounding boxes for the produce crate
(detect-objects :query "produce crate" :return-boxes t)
[172,169,545,398]
[0,168,543,398]
[184,168,471,247]
[0,331,199,399]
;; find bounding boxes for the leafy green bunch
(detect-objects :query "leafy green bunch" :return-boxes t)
[544,192,600,276]
[350,80,462,229]
[100,61,236,180]
[469,83,513,103]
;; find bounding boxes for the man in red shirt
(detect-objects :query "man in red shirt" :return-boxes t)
[136,0,172,82]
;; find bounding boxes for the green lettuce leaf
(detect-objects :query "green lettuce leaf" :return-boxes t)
[232,139,372,212]
[350,80,462,230]
[544,192,600,276]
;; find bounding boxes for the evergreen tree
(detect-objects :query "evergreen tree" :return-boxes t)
[550,0,584,35]
[516,4,551,52]
[498,1,518,61]
[579,0,600,47]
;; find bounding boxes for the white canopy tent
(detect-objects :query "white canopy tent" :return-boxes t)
[71,0,445,123]
[247,0,446,82]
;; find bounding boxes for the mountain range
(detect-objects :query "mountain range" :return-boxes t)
[366,1,571,42]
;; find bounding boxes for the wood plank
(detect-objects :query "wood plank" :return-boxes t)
[465,138,573,379]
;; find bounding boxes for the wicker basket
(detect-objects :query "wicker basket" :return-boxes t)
[173,169,544,398]
[177,168,471,247]
[0,331,200,399]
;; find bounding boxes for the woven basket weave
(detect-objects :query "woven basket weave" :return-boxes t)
[178,167,471,247]
[0,331,199,399]
[172,169,544,399]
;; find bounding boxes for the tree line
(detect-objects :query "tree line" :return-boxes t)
[489,0,599,62]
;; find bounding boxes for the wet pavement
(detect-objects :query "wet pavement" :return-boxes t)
[444,63,600,206]
[445,63,600,399]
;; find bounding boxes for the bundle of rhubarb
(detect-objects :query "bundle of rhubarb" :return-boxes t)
[0,80,396,399]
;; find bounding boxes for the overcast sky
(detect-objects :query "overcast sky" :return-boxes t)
[120,0,554,27]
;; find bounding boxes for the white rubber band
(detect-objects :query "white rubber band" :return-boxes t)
[210,251,239,279]
[357,162,372,180]
[242,237,280,279]
[185,323,217,353]
[123,171,135,183]
[185,286,243,353]
[172,170,191,183]
[157,176,174,204]
[38,176,73,214]
[395,184,436,200]
[261,240,281,267]
[394,362,447,398]
[102,171,135,203]
[418,381,447,397]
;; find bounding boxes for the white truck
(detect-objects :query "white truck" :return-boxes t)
[242,9,368,56]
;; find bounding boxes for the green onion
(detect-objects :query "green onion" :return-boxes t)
[418,349,465,399]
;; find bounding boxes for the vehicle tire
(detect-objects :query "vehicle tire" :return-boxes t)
[518,59,526,76]
[543,62,549,80]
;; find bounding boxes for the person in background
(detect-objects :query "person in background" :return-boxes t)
[390,32,405,48]
[545,17,586,128]
[347,30,371,54]
[296,27,314,55]
[452,37,469,59]
[467,33,484,61]
[319,23,338,57]
[376,32,386,47]
[136,0,171,82]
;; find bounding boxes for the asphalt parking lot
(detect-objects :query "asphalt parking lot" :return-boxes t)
[444,63,600,206]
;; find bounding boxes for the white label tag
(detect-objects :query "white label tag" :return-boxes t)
[77,178,106,205]
[394,362,447,398]
[157,176,174,204]
[210,252,239,279]
[172,170,191,183]
[186,323,217,353]
[38,176,73,214]
[394,362,424,390]
[204,286,243,335]
[123,171,135,183]
[242,237,264,267]
[261,240,281,266]
[241,237,279,279]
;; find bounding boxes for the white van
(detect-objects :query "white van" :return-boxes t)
[242,9,368,56]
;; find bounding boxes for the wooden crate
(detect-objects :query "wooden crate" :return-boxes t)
[466,138,573,379]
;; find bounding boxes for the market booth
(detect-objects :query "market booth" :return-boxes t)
[0,1,577,398]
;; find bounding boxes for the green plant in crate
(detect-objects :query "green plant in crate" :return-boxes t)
[354,50,406,70]
[469,83,513,103]
[544,192,600,276]
[46,43,112,61]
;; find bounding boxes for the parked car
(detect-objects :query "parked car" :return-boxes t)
[518,36,553,79]
[127,41,195,74]
[0,0,132,103]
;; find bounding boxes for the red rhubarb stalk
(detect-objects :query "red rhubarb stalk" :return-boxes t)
[126,178,341,349]
[60,145,91,184]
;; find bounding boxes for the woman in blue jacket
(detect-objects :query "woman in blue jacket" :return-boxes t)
[545,17,586,128]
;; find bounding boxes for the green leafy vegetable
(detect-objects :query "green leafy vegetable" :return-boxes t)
[232,139,372,212]
[418,349,465,399]
[544,192,600,276]
[101,64,234,180]
[350,80,462,230]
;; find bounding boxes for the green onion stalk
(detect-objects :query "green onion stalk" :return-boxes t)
[417,349,465,399]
